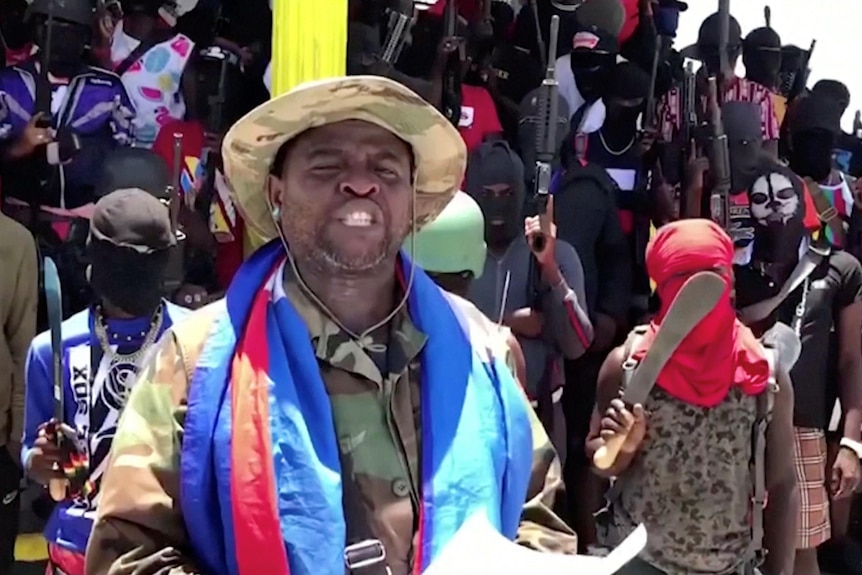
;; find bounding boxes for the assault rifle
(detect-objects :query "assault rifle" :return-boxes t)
[440,0,461,127]
[531,15,560,253]
[706,77,730,230]
[381,2,414,64]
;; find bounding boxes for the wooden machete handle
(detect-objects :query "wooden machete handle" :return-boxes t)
[593,432,629,470]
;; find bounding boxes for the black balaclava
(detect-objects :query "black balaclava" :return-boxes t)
[743,27,781,89]
[603,61,649,140]
[89,239,169,317]
[464,141,526,248]
[569,27,617,103]
[0,0,32,49]
[36,19,89,77]
[747,166,806,268]
[812,79,851,116]
[121,0,163,17]
[570,49,615,102]
[788,94,842,181]
[723,101,765,192]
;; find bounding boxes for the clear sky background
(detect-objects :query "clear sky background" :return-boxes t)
[675,0,859,131]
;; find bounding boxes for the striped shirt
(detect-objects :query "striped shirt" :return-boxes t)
[656,77,780,143]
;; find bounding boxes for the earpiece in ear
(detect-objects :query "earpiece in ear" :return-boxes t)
[272,205,281,220]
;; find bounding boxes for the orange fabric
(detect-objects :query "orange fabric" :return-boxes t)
[633,219,769,407]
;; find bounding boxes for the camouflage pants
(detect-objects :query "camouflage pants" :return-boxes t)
[613,558,760,575]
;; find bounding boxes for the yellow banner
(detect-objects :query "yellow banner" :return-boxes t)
[270,0,348,97]
[244,0,350,255]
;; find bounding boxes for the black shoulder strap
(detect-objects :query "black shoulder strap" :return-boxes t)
[749,343,777,566]
[115,31,174,77]
[340,456,391,575]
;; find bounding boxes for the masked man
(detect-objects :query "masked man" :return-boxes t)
[403,190,528,395]
[21,189,188,575]
[811,80,862,177]
[589,219,798,575]
[556,27,618,132]
[465,140,593,464]
[87,76,583,575]
[785,93,853,249]
[743,26,785,125]
[659,12,779,156]
[108,0,197,148]
[0,0,136,222]
[775,92,862,575]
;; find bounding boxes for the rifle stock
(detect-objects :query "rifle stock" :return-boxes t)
[531,15,560,253]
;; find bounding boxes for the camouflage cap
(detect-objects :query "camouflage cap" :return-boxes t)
[222,75,468,242]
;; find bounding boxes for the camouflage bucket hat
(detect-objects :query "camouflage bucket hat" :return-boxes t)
[222,76,468,242]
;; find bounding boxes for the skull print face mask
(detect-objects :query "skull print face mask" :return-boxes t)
[748,169,805,266]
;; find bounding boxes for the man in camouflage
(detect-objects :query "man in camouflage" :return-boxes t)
[587,220,798,575]
[86,76,577,575]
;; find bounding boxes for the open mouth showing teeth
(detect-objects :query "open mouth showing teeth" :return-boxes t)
[341,212,374,227]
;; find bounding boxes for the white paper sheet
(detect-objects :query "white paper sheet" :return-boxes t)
[423,512,647,575]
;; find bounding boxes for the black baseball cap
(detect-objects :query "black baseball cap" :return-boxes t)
[89,188,176,254]
[658,0,688,11]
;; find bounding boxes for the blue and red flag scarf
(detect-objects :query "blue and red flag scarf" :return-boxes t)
[179,240,534,575]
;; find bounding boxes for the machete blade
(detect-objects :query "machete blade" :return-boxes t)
[622,271,727,406]
[43,256,68,501]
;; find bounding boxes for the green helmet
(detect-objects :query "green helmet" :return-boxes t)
[404,191,486,278]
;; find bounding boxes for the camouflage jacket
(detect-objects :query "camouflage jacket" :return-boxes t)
[85,280,576,575]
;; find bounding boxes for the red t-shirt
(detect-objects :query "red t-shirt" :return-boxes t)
[458,84,503,154]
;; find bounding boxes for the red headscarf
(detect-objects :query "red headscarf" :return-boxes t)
[632,220,769,407]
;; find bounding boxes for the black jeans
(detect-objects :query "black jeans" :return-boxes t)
[0,446,22,574]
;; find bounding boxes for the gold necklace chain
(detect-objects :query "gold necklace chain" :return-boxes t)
[95,305,164,365]
[599,130,635,156]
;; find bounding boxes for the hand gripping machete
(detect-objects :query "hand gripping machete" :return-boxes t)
[593,272,727,470]
[43,256,69,501]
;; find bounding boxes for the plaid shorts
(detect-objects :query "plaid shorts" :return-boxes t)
[792,427,831,549]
